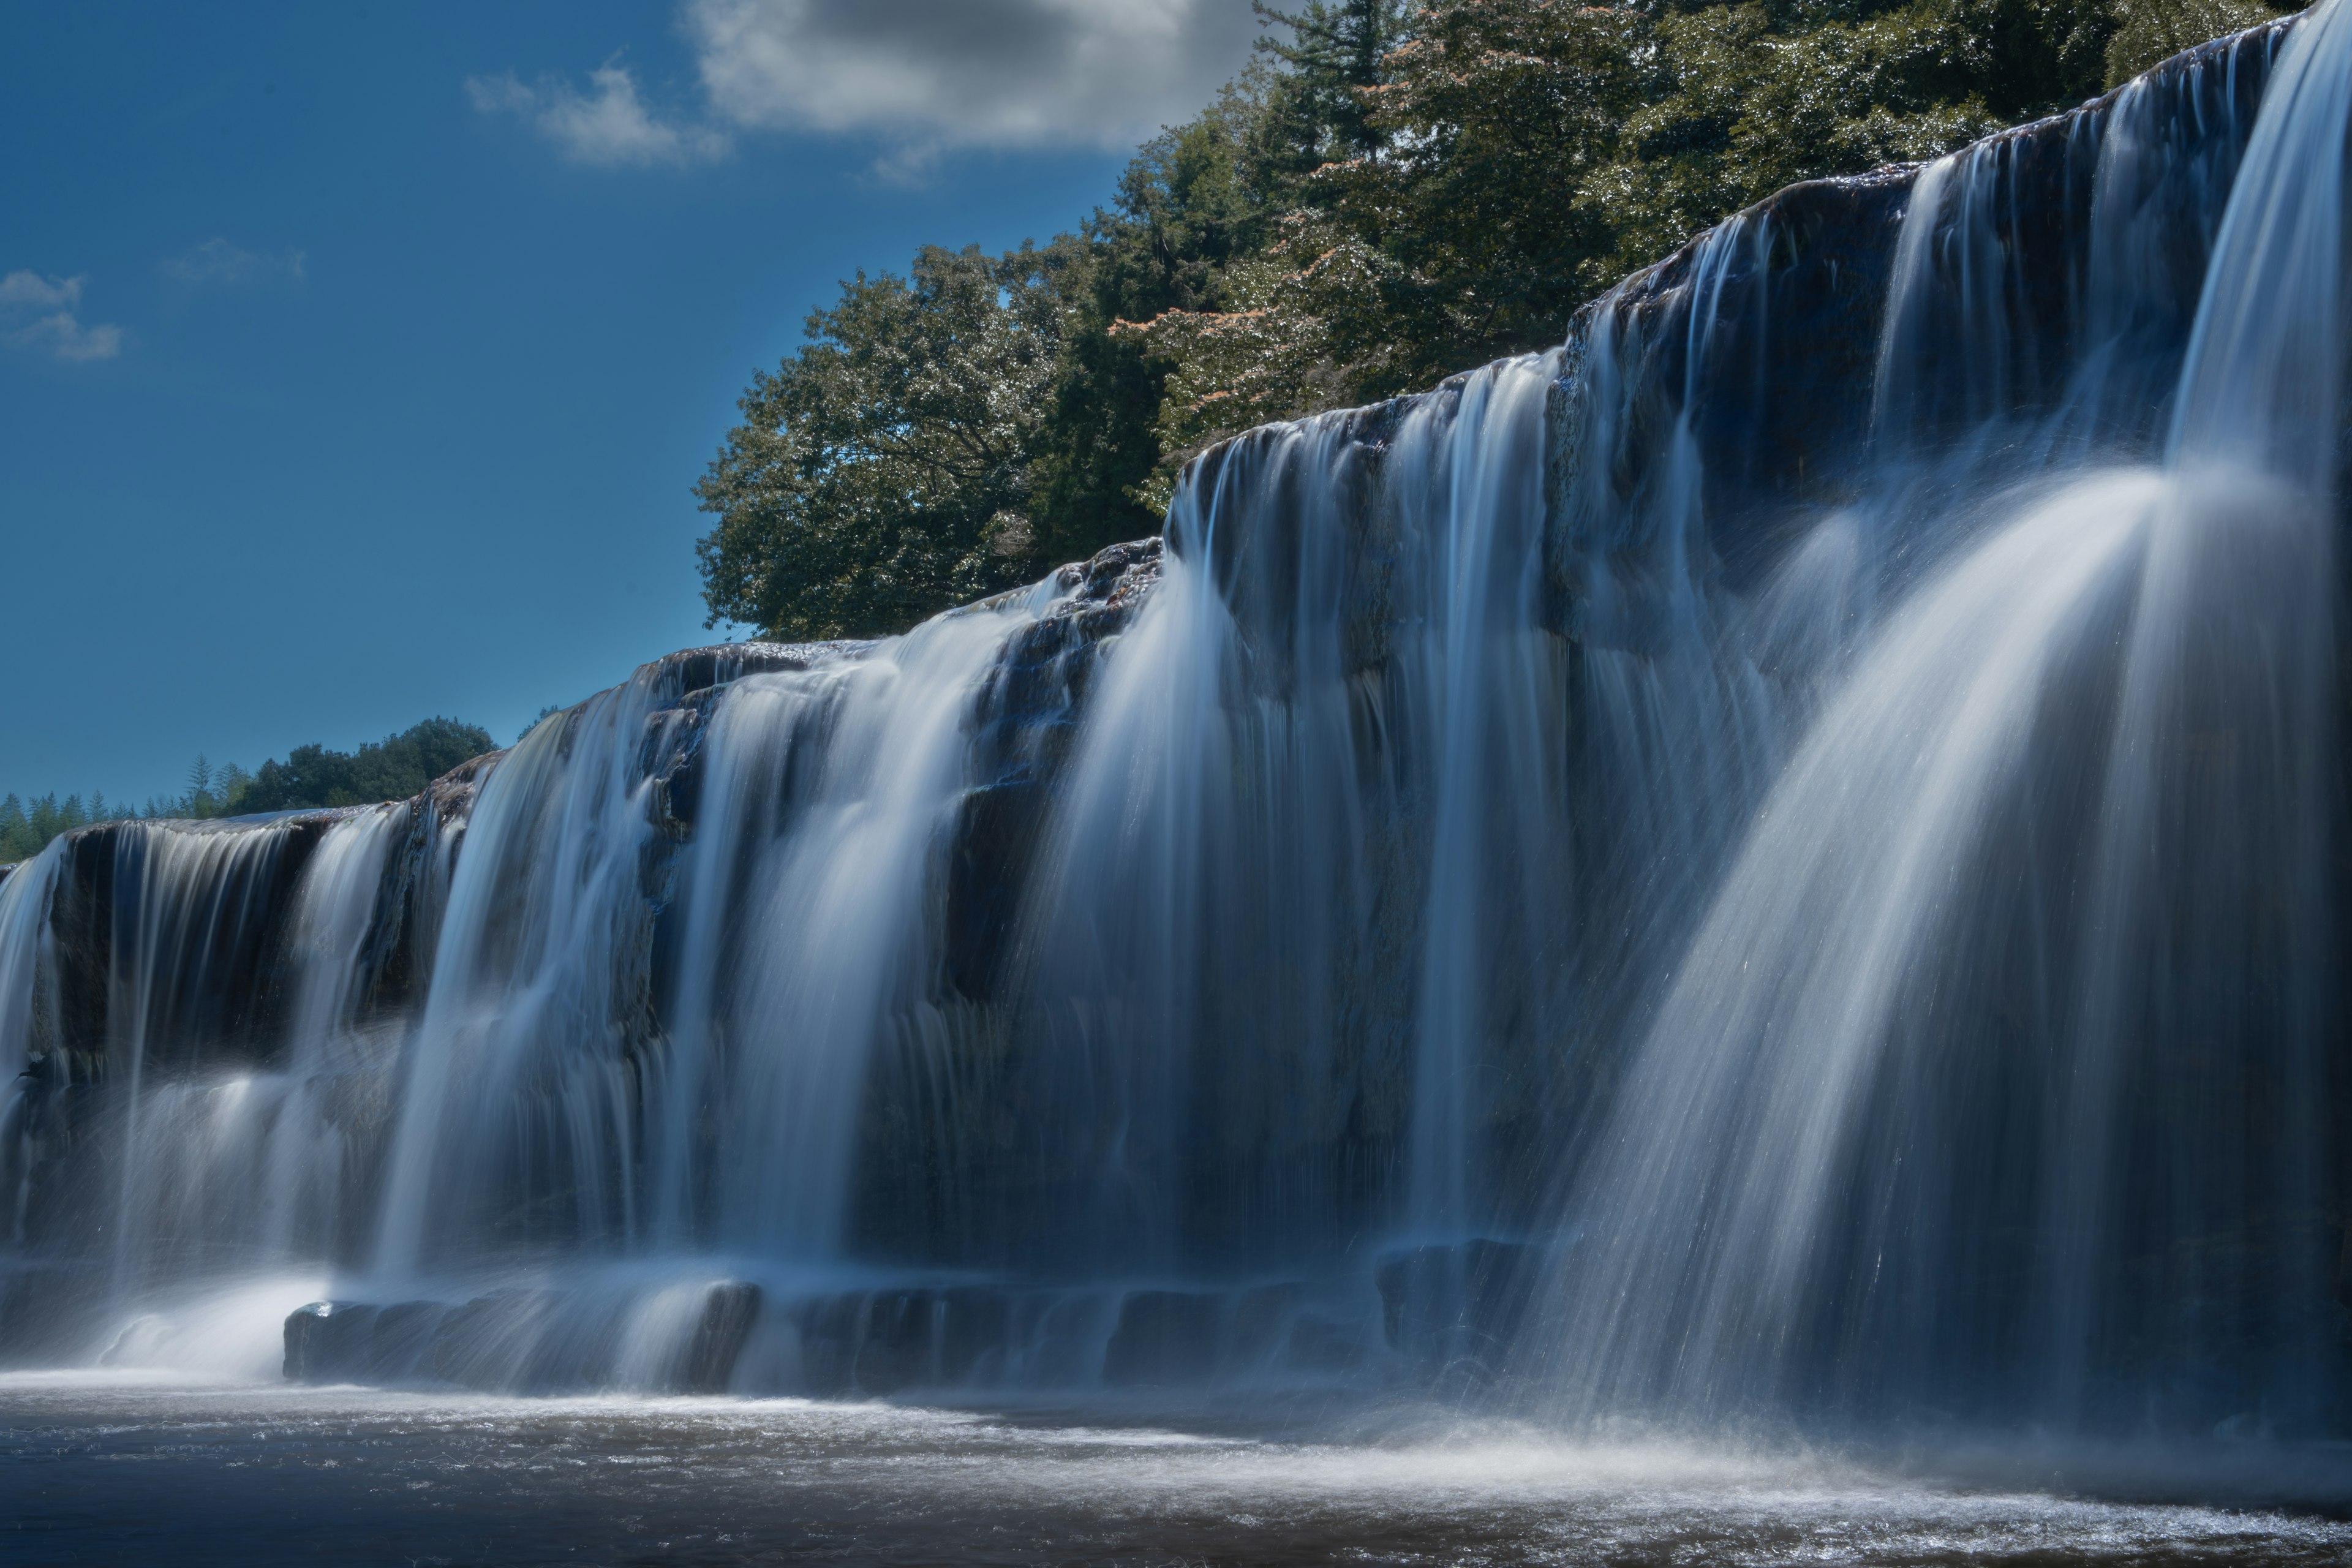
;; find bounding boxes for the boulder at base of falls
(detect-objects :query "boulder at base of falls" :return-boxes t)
[285,1299,453,1384]
[284,1282,766,1393]
[283,1300,379,1382]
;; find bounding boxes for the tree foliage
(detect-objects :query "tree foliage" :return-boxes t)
[236,717,495,813]
[697,0,2294,642]
[2,717,494,862]
[693,244,1074,641]
[2106,0,2278,79]
[2,791,132,862]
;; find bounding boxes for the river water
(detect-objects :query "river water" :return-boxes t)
[7,1377,2351,1566]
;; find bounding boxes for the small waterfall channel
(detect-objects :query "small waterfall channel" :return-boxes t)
[2,12,2348,1436]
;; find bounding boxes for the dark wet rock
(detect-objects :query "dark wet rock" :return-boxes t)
[1374,1239,1544,1378]
[794,1286,1014,1394]
[284,1288,768,1394]
[421,749,502,827]
[1010,1291,1109,1387]
[1174,402,1401,685]
[944,778,1046,1003]
[682,1281,763,1393]
[283,1300,380,1382]
[643,641,863,843]
[424,1291,537,1386]
[367,1300,448,1381]
[1284,1313,1366,1373]
[1231,1283,1306,1369]
[1102,1289,1226,1386]
[285,1298,452,1384]
[39,817,331,1076]
[976,539,1164,734]
[660,640,867,699]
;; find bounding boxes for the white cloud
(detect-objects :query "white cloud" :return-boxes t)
[467,62,731,167]
[0,270,122,362]
[475,1,1260,174]
[0,271,82,312]
[687,0,1261,153]
[162,238,308,286]
[12,313,124,361]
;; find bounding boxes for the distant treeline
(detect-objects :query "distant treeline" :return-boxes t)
[1,717,495,863]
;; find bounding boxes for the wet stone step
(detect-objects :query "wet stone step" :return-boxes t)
[282,1281,766,1393]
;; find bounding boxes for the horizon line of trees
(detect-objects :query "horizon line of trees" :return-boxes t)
[2,717,496,864]
[694,0,2297,646]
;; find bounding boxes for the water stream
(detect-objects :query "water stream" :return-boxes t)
[1,15,2347,1524]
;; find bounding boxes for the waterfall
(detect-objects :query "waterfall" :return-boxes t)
[0,843,64,1255]
[1011,354,1572,1281]
[0,13,2344,1430]
[1538,0,2346,1427]
[371,598,1067,1281]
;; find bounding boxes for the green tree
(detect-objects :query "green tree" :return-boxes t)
[1251,1,1412,178]
[694,243,1072,641]
[1,786,134,861]
[4,721,491,862]
[0,793,73,862]
[1130,0,2129,449]
[2106,0,2283,81]
[1033,69,1298,528]
[697,0,2272,638]
[237,718,494,812]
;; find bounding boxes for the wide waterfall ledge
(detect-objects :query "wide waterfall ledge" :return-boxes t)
[5,10,2352,1458]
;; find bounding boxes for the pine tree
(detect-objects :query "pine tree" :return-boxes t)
[0,793,31,862]
[1251,0,1408,167]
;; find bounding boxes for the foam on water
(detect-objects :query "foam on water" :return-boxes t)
[4,1381,2349,1564]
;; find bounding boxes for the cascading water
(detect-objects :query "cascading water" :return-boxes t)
[1538,0,2346,1430]
[0,10,2345,1439]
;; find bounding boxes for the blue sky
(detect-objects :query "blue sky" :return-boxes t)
[1,1,1255,807]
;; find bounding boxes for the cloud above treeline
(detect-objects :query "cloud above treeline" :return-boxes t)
[469,0,1261,173]
[0,271,123,362]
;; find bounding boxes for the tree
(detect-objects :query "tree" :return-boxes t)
[1,793,81,862]
[1311,0,1649,386]
[1126,0,2128,448]
[236,718,496,813]
[2107,0,2285,81]
[694,244,1072,642]
[696,0,2261,637]
[1251,1,1412,177]
[1033,68,1298,526]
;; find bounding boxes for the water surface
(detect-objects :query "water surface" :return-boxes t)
[7,1378,2350,1566]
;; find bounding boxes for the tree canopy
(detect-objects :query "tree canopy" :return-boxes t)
[693,244,1076,641]
[2,717,494,862]
[235,717,495,814]
[695,0,2294,643]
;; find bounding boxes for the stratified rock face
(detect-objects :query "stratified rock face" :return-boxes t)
[4,19,2343,1433]
[279,1274,1378,1398]
[1549,21,2290,616]
[282,1281,769,1393]
[0,552,1183,1315]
